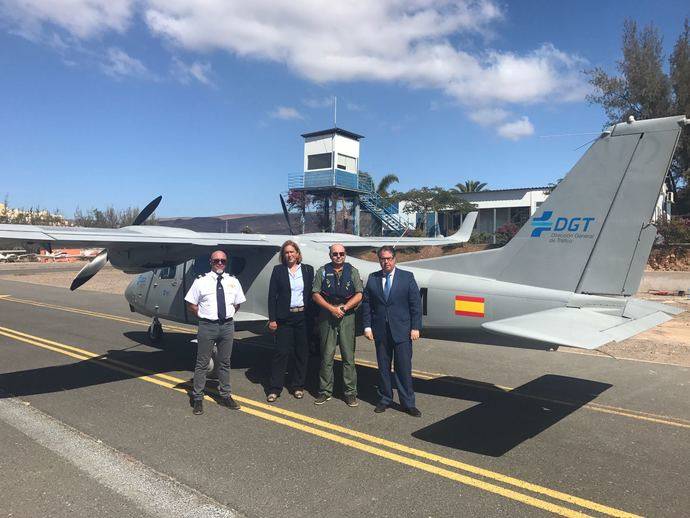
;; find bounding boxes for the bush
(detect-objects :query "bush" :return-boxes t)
[494,222,520,246]
[469,232,492,244]
[655,217,690,245]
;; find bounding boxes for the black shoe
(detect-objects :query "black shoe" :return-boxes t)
[403,406,422,417]
[374,402,388,414]
[314,394,331,405]
[192,400,203,415]
[219,395,240,410]
[344,395,359,407]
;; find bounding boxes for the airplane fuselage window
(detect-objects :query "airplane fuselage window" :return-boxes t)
[190,254,246,277]
[158,266,177,279]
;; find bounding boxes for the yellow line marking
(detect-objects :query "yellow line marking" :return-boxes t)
[2,295,689,429]
[0,295,10,299]
[0,325,641,518]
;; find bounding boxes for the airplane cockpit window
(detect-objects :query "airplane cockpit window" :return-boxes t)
[158,266,177,279]
[191,254,246,277]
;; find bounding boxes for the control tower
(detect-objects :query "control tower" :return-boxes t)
[288,128,406,235]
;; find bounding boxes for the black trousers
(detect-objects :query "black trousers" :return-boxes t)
[268,311,309,394]
[374,323,415,408]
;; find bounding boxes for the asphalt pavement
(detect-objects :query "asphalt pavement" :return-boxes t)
[0,278,688,517]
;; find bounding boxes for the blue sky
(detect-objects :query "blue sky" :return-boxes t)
[1,1,688,218]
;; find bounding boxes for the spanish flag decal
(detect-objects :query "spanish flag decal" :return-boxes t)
[454,295,485,317]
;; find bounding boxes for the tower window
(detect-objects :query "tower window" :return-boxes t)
[307,153,332,170]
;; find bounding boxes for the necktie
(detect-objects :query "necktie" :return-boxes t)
[384,273,391,300]
[216,274,227,321]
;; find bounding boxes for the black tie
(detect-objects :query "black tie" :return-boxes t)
[216,274,226,321]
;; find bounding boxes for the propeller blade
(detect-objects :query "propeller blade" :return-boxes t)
[279,194,295,235]
[132,196,162,226]
[70,249,108,291]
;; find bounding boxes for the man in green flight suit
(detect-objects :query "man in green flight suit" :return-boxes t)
[312,243,363,407]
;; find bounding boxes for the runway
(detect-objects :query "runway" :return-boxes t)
[0,278,688,517]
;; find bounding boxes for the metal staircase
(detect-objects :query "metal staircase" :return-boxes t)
[359,190,408,235]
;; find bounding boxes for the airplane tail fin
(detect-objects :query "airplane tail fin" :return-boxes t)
[409,115,687,296]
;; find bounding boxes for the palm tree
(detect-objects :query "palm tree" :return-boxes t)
[377,174,400,198]
[453,180,487,193]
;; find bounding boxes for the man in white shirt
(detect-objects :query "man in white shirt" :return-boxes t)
[185,250,246,415]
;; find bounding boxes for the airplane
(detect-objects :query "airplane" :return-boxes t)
[0,249,36,262]
[0,115,687,357]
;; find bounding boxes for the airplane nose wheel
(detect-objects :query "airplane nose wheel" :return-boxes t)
[148,317,163,343]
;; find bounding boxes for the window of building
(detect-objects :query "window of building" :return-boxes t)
[307,153,332,170]
[336,153,356,172]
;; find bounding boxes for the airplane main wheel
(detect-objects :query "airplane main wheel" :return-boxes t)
[148,318,163,343]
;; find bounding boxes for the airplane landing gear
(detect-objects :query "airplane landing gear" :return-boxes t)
[148,317,163,343]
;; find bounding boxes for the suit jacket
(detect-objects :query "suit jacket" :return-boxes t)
[267,263,314,321]
[361,268,422,343]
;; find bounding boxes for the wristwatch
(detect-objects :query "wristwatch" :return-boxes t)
[339,305,347,313]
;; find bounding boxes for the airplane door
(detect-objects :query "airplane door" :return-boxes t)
[146,264,185,320]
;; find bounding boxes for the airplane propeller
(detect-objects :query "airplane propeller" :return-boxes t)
[279,194,296,235]
[70,196,162,291]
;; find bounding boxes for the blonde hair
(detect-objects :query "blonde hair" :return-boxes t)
[279,240,302,266]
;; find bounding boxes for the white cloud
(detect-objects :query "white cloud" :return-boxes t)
[468,107,509,126]
[270,106,304,120]
[142,1,587,106]
[302,97,334,109]
[1,0,590,129]
[497,116,535,140]
[0,0,135,39]
[171,57,214,86]
[101,47,153,79]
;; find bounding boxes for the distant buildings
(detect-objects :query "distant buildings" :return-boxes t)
[0,202,68,225]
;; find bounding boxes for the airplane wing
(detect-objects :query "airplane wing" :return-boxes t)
[0,224,281,248]
[299,211,478,249]
[482,298,683,350]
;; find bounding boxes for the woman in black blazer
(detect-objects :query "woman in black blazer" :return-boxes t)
[266,240,314,402]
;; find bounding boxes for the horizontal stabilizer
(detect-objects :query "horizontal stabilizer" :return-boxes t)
[301,211,478,249]
[482,304,679,350]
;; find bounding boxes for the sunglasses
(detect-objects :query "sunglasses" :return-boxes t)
[211,258,227,264]
[331,252,345,257]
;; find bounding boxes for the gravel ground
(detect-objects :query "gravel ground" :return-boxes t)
[2,263,688,366]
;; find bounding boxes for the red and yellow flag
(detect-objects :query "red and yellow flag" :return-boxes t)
[454,295,485,317]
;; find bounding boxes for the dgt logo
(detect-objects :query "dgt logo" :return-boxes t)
[530,211,595,237]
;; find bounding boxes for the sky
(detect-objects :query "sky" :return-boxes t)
[1,0,688,218]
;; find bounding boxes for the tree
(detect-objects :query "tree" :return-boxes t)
[73,205,158,228]
[376,174,399,198]
[670,19,690,213]
[587,18,690,213]
[453,180,487,193]
[395,187,475,232]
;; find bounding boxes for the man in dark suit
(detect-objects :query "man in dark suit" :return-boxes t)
[362,245,422,417]
[267,240,314,402]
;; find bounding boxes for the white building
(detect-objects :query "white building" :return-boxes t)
[400,179,674,240]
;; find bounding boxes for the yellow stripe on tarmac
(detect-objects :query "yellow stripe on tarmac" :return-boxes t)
[0,325,641,518]
[2,295,689,430]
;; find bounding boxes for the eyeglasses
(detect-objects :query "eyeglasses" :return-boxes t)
[211,258,227,264]
[331,252,345,257]
[379,257,395,262]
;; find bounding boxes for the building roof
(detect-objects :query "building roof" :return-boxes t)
[455,186,549,194]
[301,127,365,140]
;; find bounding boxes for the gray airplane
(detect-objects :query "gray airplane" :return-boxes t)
[0,115,687,353]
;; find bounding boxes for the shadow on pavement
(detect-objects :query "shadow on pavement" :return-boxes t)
[0,329,610,457]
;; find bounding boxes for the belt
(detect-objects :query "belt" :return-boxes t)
[199,317,234,324]
[289,306,305,313]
